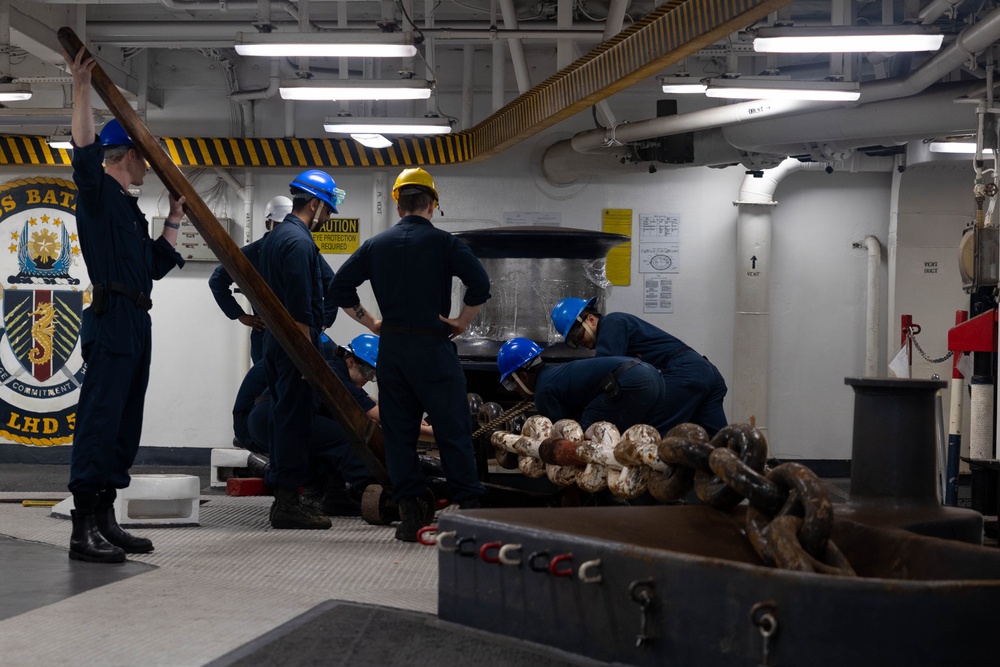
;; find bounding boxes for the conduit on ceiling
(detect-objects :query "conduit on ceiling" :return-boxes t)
[0,0,793,168]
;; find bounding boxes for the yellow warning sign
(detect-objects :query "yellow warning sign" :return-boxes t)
[312,218,360,254]
[602,208,632,286]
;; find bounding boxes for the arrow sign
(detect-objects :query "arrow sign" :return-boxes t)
[751,255,758,269]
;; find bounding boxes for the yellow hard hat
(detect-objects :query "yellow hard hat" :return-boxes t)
[392,168,439,203]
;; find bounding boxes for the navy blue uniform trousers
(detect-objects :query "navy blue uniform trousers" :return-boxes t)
[658,351,728,436]
[262,333,315,491]
[377,332,484,503]
[69,303,151,499]
[247,398,372,490]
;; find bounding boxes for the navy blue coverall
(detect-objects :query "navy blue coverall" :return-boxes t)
[232,361,267,454]
[68,141,185,506]
[257,213,328,492]
[594,312,728,435]
[329,214,490,504]
[533,356,667,433]
[210,233,338,364]
[209,234,269,364]
[246,353,374,491]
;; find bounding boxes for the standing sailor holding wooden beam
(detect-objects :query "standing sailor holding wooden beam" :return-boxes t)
[62,46,187,563]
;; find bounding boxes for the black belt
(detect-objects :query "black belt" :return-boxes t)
[600,359,642,399]
[94,281,152,311]
[380,323,448,337]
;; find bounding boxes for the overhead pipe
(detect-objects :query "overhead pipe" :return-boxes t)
[546,3,1000,173]
[603,0,629,39]
[497,0,532,94]
[83,23,606,46]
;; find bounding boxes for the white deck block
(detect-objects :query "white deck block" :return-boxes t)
[210,448,251,488]
[50,474,200,526]
[118,474,200,525]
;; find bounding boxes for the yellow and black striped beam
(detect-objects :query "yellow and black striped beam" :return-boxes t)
[0,0,790,169]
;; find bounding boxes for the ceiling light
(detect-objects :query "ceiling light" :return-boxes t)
[46,135,74,150]
[754,25,943,53]
[324,116,452,135]
[0,82,32,102]
[351,134,394,148]
[704,77,861,101]
[236,32,417,58]
[279,80,433,101]
[658,75,707,94]
[929,142,995,155]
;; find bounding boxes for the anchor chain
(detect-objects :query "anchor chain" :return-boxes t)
[491,417,856,577]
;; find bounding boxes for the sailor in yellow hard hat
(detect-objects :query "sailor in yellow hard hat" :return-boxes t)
[329,167,491,541]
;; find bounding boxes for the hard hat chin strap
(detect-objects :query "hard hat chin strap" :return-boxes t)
[513,372,534,396]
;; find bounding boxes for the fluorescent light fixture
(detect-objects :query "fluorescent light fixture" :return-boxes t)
[929,141,995,155]
[658,75,707,94]
[351,134,394,148]
[705,77,860,101]
[46,135,74,150]
[280,80,433,101]
[324,116,452,135]
[754,25,943,53]
[235,32,417,58]
[0,82,32,102]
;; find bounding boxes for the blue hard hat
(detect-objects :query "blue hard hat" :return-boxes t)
[551,297,596,339]
[343,334,379,368]
[498,338,542,383]
[290,169,340,214]
[99,119,134,148]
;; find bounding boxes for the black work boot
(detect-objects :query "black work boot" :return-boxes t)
[94,507,154,554]
[270,488,332,530]
[95,489,154,553]
[394,496,430,542]
[69,510,126,563]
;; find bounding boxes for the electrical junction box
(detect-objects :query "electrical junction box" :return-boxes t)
[153,216,232,262]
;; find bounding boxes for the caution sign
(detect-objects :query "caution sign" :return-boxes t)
[312,218,360,254]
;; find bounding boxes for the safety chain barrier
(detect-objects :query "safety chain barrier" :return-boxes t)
[906,326,953,364]
[485,417,855,577]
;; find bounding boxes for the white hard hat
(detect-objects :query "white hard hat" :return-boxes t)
[264,196,293,223]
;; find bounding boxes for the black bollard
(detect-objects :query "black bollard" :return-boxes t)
[838,378,983,544]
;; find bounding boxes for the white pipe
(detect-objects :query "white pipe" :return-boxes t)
[498,0,532,93]
[491,41,505,112]
[864,235,882,377]
[603,0,629,39]
[733,159,828,432]
[462,44,474,129]
[241,170,254,373]
[557,0,572,70]
[229,58,280,102]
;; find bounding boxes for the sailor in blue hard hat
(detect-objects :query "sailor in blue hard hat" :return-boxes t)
[255,168,346,530]
[550,296,729,436]
[337,334,380,386]
[497,337,669,435]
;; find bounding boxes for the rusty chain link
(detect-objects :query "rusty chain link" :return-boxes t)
[656,423,856,577]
